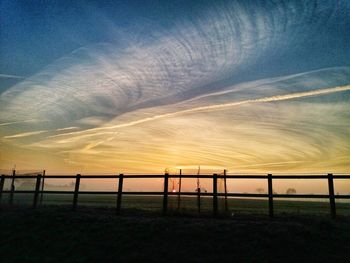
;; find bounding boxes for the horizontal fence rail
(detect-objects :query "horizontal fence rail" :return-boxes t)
[0,171,349,218]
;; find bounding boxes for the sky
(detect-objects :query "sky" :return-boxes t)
[1,0,350,191]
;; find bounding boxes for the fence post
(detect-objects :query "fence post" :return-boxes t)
[224,169,228,213]
[0,174,5,204]
[39,170,46,206]
[177,169,182,210]
[73,174,81,210]
[9,170,15,205]
[116,174,124,215]
[268,173,274,218]
[213,173,218,216]
[33,174,42,208]
[197,187,201,213]
[163,173,169,215]
[328,173,336,219]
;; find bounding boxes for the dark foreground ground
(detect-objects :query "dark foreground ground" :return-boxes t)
[1,206,350,263]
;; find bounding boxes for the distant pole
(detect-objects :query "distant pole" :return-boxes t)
[73,174,81,210]
[116,174,124,215]
[224,169,228,213]
[39,170,46,206]
[163,173,169,215]
[268,173,274,218]
[177,169,182,211]
[213,173,218,216]
[197,167,201,213]
[9,169,15,205]
[328,173,336,219]
[0,174,5,204]
[33,174,42,208]
[197,187,201,213]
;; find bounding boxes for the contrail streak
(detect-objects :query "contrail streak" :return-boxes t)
[49,84,350,141]
[0,119,41,126]
[4,130,48,139]
[0,74,25,79]
[55,127,79,131]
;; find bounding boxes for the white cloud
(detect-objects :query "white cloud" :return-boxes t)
[3,130,48,139]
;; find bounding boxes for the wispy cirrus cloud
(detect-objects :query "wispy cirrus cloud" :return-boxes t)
[3,130,48,139]
[55,127,79,132]
[0,0,336,125]
[40,83,348,145]
[0,0,349,174]
[0,74,25,79]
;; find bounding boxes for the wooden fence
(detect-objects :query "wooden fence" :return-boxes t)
[0,171,349,218]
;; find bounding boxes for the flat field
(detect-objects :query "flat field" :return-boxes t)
[0,204,350,263]
[2,193,350,216]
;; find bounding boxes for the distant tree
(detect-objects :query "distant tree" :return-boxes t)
[286,188,297,194]
[256,188,265,194]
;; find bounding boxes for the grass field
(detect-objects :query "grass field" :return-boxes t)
[0,205,350,263]
[2,193,350,217]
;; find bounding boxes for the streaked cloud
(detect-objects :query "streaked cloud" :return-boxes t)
[55,127,79,132]
[41,83,350,143]
[0,0,349,176]
[4,130,48,139]
[0,74,25,79]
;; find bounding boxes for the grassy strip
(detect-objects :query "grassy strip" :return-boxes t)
[0,206,350,262]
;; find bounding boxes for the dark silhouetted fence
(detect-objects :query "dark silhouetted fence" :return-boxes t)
[0,171,349,218]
